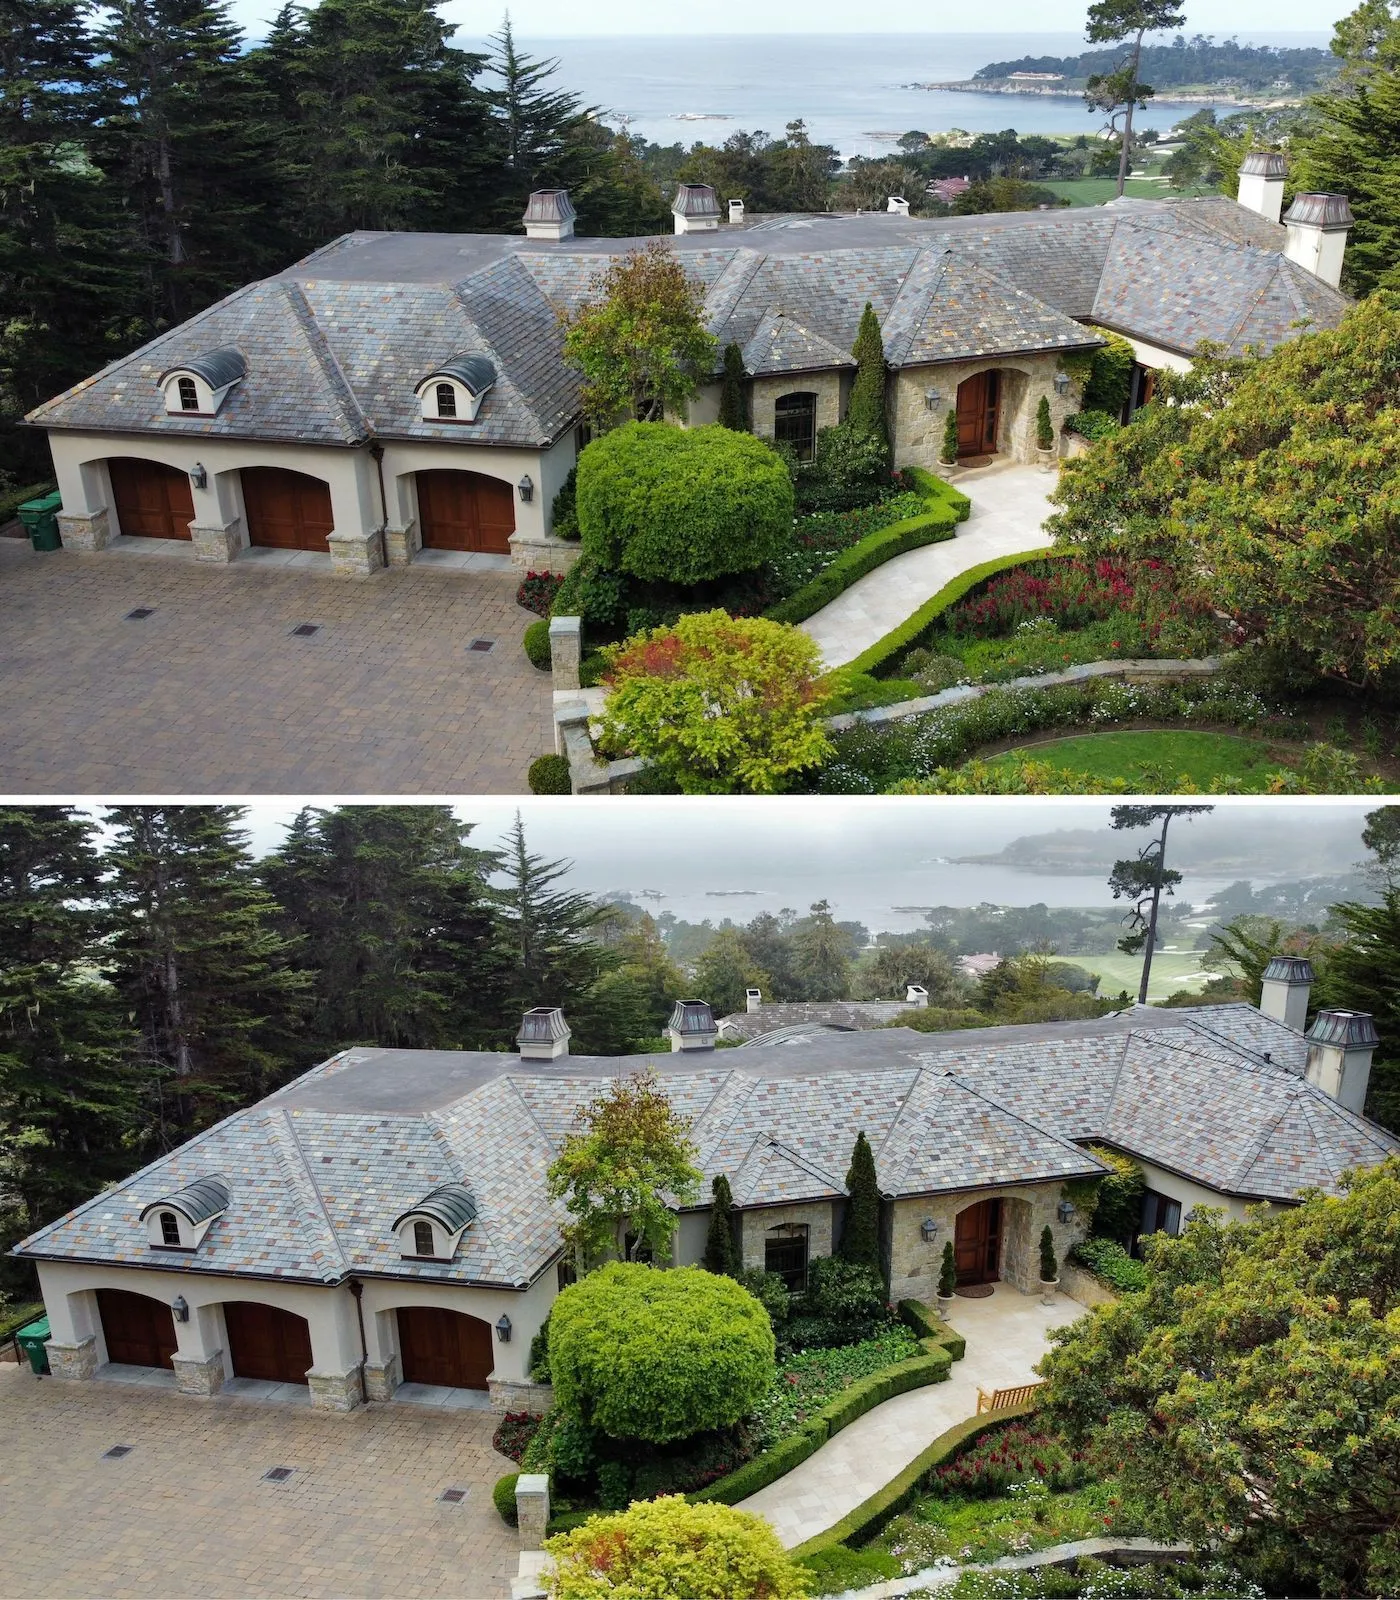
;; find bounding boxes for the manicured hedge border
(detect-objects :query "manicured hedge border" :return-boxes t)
[898,1298,966,1362]
[766,469,971,627]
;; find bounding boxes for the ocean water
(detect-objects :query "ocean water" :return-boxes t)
[491,31,1332,159]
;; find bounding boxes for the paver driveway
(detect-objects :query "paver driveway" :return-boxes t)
[0,540,552,794]
[0,1360,519,1599]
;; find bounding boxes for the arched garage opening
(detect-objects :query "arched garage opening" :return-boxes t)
[241,466,334,553]
[107,457,194,540]
[395,1305,494,1390]
[222,1300,314,1385]
[96,1287,178,1369]
[416,470,515,555]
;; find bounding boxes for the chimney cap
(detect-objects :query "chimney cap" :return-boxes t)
[1262,955,1315,985]
[1306,1009,1379,1049]
[1283,193,1355,231]
[522,188,576,224]
[744,987,762,998]
[518,1006,570,1044]
[668,998,716,1034]
[673,183,721,219]
[1240,150,1287,179]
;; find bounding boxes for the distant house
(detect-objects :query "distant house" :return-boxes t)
[16,960,1395,1413]
[927,175,972,205]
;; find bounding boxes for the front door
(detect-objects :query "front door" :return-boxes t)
[396,1305,494,1389]
[954,1198,1003,1285]
[96,1287,179,1369]
[955,371,1001,458]
[241,467,334,553]
[416,471,516,555]
[108,458,195,540]
[222,1301,314,1384]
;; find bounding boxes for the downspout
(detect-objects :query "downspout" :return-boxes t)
[370,440,389,566]
[349,1278,369,1404]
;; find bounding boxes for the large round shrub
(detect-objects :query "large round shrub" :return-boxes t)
[549,1262,776,1443]
[576,422,793,585]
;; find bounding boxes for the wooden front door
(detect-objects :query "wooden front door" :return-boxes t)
[416,471,516,555]
[954,1198,1003,1286]
[108,458,194,540]
[241,467,334,553]
[222,1301,314,1384]
[96,1287,179,1369]
[955,371,1001,458]
[396,1305,494,1390]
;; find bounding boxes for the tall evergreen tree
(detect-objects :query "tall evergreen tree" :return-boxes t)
[840,1130,881,1272]
[793,899,852,1001]
[105,806,306,1140]
[703,1173,737,1275]
[718,342,749,431]
[693,928,769,1019]
[846,302,890,462]
[1314,891,1400,1133]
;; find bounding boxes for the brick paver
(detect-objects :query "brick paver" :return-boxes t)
[0,541,553,793]
[0,1361,519,1598]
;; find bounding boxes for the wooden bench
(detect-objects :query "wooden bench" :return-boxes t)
[976,1380,1045,1414]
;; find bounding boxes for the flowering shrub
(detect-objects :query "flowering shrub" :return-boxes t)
[516,569,565,616]
[768,493,925,597]
[492,1411,543,1463]
[752,1328,920,1447]
[929,1423,1090,1498]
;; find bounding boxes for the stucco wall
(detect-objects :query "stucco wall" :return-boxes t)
[674,1210,710,1268]
[889,1183,1087,1302]
[1090,328,1193,376]
[1128,1157,1276,1227]
[890,355,1076,470]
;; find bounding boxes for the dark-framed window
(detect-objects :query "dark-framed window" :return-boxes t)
[177,376,199,411]
[1137,1190,1181,1250]
[557,1258,577,1292]
[159,1210,181,1246]
[434,382,458,418]
[413,1219,436,1257]
[764,1224,809,1293]
[773,392,817,462]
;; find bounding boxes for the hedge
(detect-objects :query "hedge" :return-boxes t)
[523,618,552,671]
[766,469,971,627]
[494,1471,520,1526]
[0,481,56,526]
[898,1298,966,1362]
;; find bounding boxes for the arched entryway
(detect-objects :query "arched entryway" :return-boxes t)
[416,470,515,555]
[954,372,1002,459]
[222,1301,313,1385]
[108,458,194,540]
[954,1197,1003,1285]
[96,1287,178,1369]
[395,1305,494,1390]
[241,466,334,553]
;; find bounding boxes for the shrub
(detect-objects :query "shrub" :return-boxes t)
[1080,329,1135,414]
[901,649,966,693]
[549,1262,776,1444]
[847,303,891,462]
[791,421,896,513]
[1064,409,1120,442]
[551,1412,601,1483]
[799,1543,900,1593]
[735,1267,791,1325]
[1036,395,1055,452]
[529,754,572,794]
[493,1471,520,1525]
[939,1241,957,1299]
[924,1419,1089,1497]
[599,611,833,795]
[551,552,629,634]
[941,407,959,464]
[804,1256,887,1342]
[597,1460,633,1511]
[718,342,749,431]
[1040,1225,1058,1282]
[577,422,793,584]
[524,618,553,670]
[1071,1236,1149,1292]
[693,1421,830,1504]
[546,1496,810,1599]
[518,570,565,616]
[551,467,580,539]
[704,1174,738,1275]
[943,556,1208,643]
[529,1311,552,1382]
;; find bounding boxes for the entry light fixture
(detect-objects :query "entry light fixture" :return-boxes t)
[923,388,942,410]
[172,1295,190,1323]
[1057,1200,1076,1223]
[920,1217,939,1242]
[517,474,534,504]
[495,1314,512,1343]
[189,462,208,491]
[1053,373,1071,397]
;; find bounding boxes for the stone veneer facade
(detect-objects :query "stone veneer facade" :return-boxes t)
[739,1201,835,1276]
[890,357,1079,471]
[749,370,845,453]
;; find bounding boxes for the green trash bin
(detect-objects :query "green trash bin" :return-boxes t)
[15,1315,51,1375]
[17,491,62,552]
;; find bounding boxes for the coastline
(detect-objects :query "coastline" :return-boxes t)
[906,80,1302,108]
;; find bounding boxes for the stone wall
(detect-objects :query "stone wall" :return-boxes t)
[750,371,844,452]
[1059,1260,1118,1308]
[889,1183,1086,1302]
[739,1202,835,1275]
[890,355,1078,470]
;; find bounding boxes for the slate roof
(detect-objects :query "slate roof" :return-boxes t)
[27,197,1348,447]
[718,1000,921,1042]
[16,1003,1396,1290]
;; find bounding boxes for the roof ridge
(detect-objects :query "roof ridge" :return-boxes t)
[766,1137,849,1196]
[1230,1084,1305,1189]
[426,1098,533,1284]
[451,260,553,441]
[280,280,372,442]
[882,247,951,366]
[274,1108,352,1277]
[938,1070,1109,1166]
[703,248,767,339]
[1221,258,1282,352]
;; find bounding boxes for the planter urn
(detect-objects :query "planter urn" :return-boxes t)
[1040,1276,1059,1307]
[1036,445,1057,474]
[936,1292,955,1317]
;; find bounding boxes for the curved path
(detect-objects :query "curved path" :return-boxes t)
[738,1286,1084,1549]
[800,464,1059,670]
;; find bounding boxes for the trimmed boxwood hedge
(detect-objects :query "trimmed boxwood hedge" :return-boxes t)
[897,1298,966,1362]
[523,618,552,671]
[494,1470,520,1526]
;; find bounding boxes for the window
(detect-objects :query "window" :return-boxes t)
[435,382,457,419]
[413,1219,436,1257]
[1136,1189,1181,1251]
[177,376,199,411]
[773,392,817,461]
[765,1224,809,1293]
[159,1210,181,1246]
[557,1259,577,1292]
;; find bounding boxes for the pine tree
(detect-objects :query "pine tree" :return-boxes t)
[840,1130,881,1272]
[793,899,851,1001]
[718,343,749,431]
[693,928,769,1019]
[703,1174,737,1274]
[846,302,890,462]
[105,806,306,1139]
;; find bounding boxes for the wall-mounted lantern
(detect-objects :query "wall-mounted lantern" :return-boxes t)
[923,388,942,410]
[517,475,534,504]
[1057,1200,1076,1223]
[920,1217,939,1242]
[189,462,208,491]
[1053,373,1071,397]
[495,1314,512,1343]
[172,1295,190,1323]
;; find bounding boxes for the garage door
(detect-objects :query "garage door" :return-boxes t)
[241,467,334,552]
[222,1301,314,1384]
[396,1305,494,1390]
[97,1287,178,1369]
[108,458,194,540]
[417,471,515,555]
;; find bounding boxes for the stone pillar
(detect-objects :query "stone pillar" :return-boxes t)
[172,1351,225,1396]
[56,509,110,551]
[45,1336,98,1380]
[327,530,385,577]
[548,616,582,691]
[363,1354,401,1402]
[307,1366,365,1411]
[383,521,420,567]
[516,1473,551,1550]
[190,518,246,564]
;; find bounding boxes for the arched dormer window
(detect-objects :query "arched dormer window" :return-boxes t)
[177,376,199,411]
[158,348,246,418]
[393,1182,478,1262]
[435,382,457,419]
[139,1175,230,1251]
[160,1210,182,1246]
[414,1219,436,1257]
[415,355,496,424]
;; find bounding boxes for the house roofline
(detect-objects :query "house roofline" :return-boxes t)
[1079,1137,1296,1207]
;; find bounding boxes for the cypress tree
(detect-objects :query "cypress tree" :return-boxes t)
[840,1130,881,1272]
[703,1174,737,1274]
[846,301,890,461]
[941,405,960,465]
[938,1239,957,1299]
[718,343,749,431]
[793,899,850,1001]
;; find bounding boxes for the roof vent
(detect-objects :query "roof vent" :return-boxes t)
[523,188,577,241]
[1259,955,1314,1032]
[518,1006,571,1060]
[905,984,929,1008]
[673,184,721,235]
[1304,1009,1379,1112]
[745,987,763,1014]
[1282,193,1354,288]
[668,999,717,1052]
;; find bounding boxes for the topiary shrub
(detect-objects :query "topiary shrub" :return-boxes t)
[547,1496,809,1599]
[1039,1225,1058,1283]
[577,421,793,584]
[938,1240,957,1299]
[524,618,552,670]
[941,407,959,466]
[549,1262,776,1443]
[802,1257,888,1344]
[551,466,580,539]
[528,753,572,794]
[493,1471,520,1526]
[1036,394,1055,452]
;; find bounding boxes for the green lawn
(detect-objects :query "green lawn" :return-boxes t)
[983,729,1283,790]
[1073,950,1226,1002]
[1043,177,1215,206]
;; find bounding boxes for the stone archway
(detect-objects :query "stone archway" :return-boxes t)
[953,367,1034,461]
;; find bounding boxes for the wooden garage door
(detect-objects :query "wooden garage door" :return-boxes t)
[222,1301,314,1385]
[241,467,334,552]
[417,470,515,555]
[108,457,194,540]
[97,1287,178,1369]
[396,1305,494,1390]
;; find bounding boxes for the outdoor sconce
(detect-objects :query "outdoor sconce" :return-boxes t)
[517,475,534,504]
[1053,373,1071,397]
[1057,1200,1076,1223]
[495,1315,512,1343]
[188,462,208,491]
[923,388,942,410]
[172,1296,190,1323]
[920,1217,939,1242]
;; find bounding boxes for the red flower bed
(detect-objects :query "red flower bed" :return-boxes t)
[517,570,565,617]
[928,1422,1088,1496]
[493,1411,543,1463]
[945,557,1208,642]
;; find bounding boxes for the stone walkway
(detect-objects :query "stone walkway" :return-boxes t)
[801,464,1059,670]
[738,1286,1084,1549]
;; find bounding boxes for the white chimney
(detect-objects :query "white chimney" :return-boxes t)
[1304,1010,1379,1113]
[667,999,717,1052]
[673,184,721,235]
[905,984,929,1009]
[1258,955,1313,1033]
[745,987,763,1014]
[887,195,911,216]
[518,1006,570,1060]
[522,189,576,242]
[728,198,745,225]
[1282,193,1354,289]
[1236,150,1287,226]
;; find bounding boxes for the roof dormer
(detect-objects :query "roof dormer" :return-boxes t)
[139,1176,229,1251]
[392,1183,478,1261]
[415,356,497,423]
[158,349,246,417]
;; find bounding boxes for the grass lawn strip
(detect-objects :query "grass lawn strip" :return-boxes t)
[981,729,1286,788]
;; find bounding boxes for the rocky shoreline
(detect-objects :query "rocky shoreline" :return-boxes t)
[905,79,1297,108]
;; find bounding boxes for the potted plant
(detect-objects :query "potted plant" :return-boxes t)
[1035,395,1057,473]
[939,407,959,469]
[936,1239,957,1315]
[1039,1225,1059,1305]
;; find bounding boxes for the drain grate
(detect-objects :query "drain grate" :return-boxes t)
[291,622,320,638]
[103,1445,134,1460]
[263,1466,295,1483]
[439,1487,467,1504]
[125,607,155,621]
[467,637,495,653]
